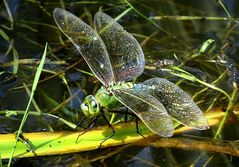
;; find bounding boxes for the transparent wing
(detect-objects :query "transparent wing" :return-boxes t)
[53,8,114,86]
[112,88,174,137]
[140,78,209,130]
[94,12,145,82]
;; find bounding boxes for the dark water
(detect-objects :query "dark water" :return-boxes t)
[0,0,239,166]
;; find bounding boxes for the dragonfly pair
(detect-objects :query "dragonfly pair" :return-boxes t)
[53,8,209,138]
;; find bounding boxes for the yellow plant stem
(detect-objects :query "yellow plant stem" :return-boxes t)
[0,107,238,159]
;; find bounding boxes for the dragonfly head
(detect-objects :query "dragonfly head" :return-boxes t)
[80,95,100,117]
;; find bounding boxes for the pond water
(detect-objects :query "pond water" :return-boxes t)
[0,0,239,166]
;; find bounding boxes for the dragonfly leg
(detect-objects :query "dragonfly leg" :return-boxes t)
[135,116,146,139]
[107,107,136,124]
[107,108,146,138]
[87,116,99,129]
[98,110,115,149]
[125,108,129,122]
[76,116,99,143]
[107,108,135,116]
[75,116,88,129]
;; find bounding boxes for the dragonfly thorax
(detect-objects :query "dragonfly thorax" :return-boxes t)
[95,86,120,110]
[95,82,134,110]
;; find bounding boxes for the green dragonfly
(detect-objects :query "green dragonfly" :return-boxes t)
[53,8,209,137]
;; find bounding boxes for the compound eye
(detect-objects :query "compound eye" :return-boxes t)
[81,95,99,117]
[91,100,96,107]
[81,103,89,111]
[90,100,98,112]
[80,103,90,117]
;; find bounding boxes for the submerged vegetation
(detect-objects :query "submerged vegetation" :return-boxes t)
[0,0,239,166]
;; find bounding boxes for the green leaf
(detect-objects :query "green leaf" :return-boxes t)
[0,28,10,42]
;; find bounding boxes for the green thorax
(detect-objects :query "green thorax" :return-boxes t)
[95,82,134,109]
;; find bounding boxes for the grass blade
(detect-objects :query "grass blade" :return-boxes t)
[7,43,48,166]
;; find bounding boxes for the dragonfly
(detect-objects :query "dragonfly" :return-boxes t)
[53,8,209,138]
